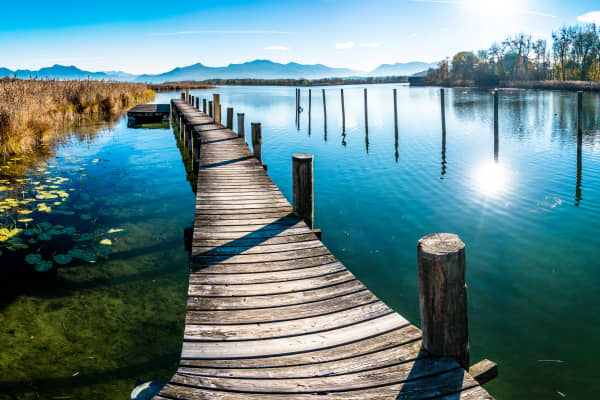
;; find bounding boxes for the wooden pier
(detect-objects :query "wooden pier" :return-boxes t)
[127,104,171,126]
[156,95,496,399]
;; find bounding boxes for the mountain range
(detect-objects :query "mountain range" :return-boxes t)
[0,60,438,83]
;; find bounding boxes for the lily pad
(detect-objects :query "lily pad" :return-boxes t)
[63,227,76,235]
[25,253,42,264]
[24,228,41,236]
[34,260,53,272]
[38,222,53,231]
[95,247,112,256]
[53,254,72,265]
[108,228,126,235]
[80,214,92,220]
[75,233,94,242]
[18,218,33,223]
[38,232,53,241]
[68,248,97,262]
[99,239,112,246]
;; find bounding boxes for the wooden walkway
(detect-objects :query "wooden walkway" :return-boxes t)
[156,99,494,399]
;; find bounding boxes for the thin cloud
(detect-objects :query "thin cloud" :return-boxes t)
[527,10,557,18]
[264,45,289,51]
[577,11,600,25]
[157,30,297,36]
[336,41,356,49]
[359,43,382,48]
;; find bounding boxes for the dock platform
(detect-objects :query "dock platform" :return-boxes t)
[156,98,495,399]
[127,104,170,126]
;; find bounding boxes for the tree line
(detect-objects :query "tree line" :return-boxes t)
[425,24,600,85]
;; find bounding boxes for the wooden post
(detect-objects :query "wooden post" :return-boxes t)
[322,89,327,140]
[417,233,469,370]
[441,88,446,137]
[494,90,499,162]
[308,89,312,135]
[208,101,213,118]
[295,88,299,123]
[578,91,583,136]
[393,88,398,133]
[341,88,345,132]
[364,88,368,132]
[237,113,245,139]
[292,153,314,230]
[251,122,263,165]
[195,97,200,109]
[181,92,185,101]
[227,107,234,129]
[213,94,221,124]
[203,98,207,114]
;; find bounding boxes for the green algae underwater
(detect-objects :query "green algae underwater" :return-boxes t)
[0,114,194,399]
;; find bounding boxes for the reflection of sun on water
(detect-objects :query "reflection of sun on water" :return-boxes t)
[474,161,509,196]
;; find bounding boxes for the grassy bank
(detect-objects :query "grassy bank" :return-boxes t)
[155,76,408,88]
[0,78,154,157]
[410,79,600,92]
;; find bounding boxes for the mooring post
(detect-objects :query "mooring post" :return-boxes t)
[308,89,312,135]
[341,88,345,132]
[196,97,199,110]
[417,233,469,370]
[251,122,263,166]
[292,153,314,230]
[364,88,368,131]
[494,90,499,161]
[213,94,221,124]
[181,92,185,101]
[227,107,234,130]
[393,88,398,132]
[578,91,583,136]
[295,88,299,121]
[208,101,213,118]
[203,98,207,114]
[237,113,245,139]
[440,88,446,136]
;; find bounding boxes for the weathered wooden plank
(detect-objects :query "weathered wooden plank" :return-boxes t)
[186,289,376,323]
[181,313,408,359]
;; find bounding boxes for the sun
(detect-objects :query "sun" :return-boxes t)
[473,161,509,197]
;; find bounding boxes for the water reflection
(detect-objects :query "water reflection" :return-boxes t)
[473,161,509,196]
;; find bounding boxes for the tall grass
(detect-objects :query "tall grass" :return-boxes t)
[0,78,154,157]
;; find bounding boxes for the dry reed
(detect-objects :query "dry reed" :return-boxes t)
[0,78,154,157]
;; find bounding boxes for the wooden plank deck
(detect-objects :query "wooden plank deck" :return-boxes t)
[128,103,171,117]
[158,99,494,400]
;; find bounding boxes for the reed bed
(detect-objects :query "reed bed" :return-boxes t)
[0,78,154,157]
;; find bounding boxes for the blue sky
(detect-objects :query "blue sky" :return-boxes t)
[1,0,599,74]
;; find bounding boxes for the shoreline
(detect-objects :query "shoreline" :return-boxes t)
[410,79,600,92]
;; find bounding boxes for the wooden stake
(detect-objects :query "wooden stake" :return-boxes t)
[251,122,262,165]
[203,98,207,114]
[341,88,345,132]
[227,107,234,129]
[417,233,469,370]
[494,90,499,162]
[292,153,314,230]
[578,91,583,136]
[364,88,368,132]
[237,113,245,139]
[213,94,221,124]
[208,101,213,118]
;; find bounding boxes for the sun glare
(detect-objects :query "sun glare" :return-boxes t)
[474,161,509,197]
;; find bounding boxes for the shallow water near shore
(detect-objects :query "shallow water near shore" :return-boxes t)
[1,85,600,399]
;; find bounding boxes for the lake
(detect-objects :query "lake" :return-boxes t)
[1,84,599,399]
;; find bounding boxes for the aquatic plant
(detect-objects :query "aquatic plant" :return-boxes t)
[0,78,155,157]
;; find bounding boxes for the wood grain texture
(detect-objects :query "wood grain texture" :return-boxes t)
[156,100,494,400]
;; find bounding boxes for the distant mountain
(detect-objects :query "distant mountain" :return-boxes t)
[135,60,361,83]
[370,62,439,77]
[0,65,136,81]
[0,60,438,83]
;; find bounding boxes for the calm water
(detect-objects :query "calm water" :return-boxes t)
[1,85,599,399]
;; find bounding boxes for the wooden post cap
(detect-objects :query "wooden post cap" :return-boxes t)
[418,233,465,257]
[292,153,313,162]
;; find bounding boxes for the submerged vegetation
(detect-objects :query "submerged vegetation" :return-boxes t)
[0,78,154,157]
[422,23,600,89]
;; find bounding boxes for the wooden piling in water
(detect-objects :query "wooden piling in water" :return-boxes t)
[364,88,368,132]
[195,97,199,110]
[251,122,263,166]
[417,233,469,370]
[181,92,185,101]
[208,101,213,118]
[227,107,234,130]
[494,90,499,162]
[292,153,314,230]
[237,113,245,139]
[441,88,446,136]
[308,89,312,135]
[393,88,398,132]
[203,98,207,114]
[578,91,583,136]
[341,89,345,132]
